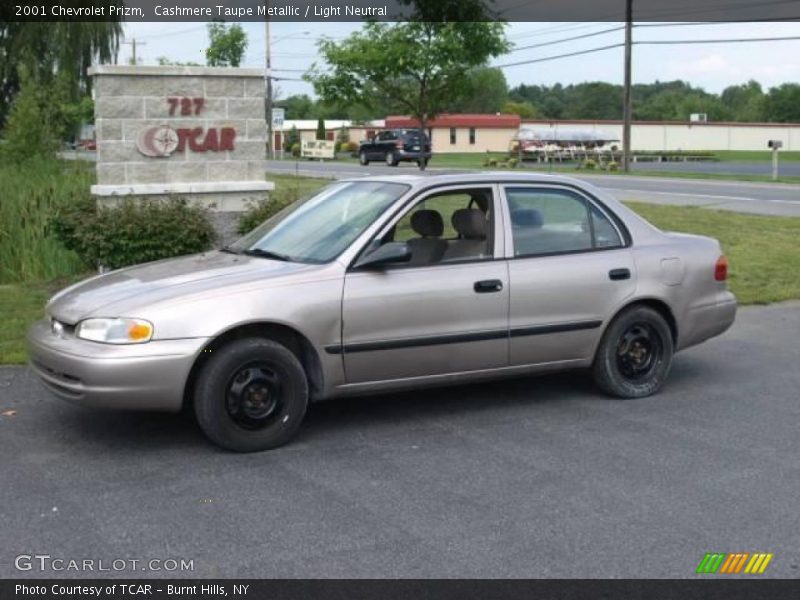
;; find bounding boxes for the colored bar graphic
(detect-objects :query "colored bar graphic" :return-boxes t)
[699,552,773,575]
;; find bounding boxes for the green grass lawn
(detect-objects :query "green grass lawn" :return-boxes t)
[625,203,800,305]
[2,177,798,364]
[713,150,800,162]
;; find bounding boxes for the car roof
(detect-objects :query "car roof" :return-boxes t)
[341,171,596,189]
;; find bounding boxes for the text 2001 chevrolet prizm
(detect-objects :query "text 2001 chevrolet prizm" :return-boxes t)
[29,174,736,452]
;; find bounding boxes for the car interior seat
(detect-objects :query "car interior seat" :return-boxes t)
[443,208,489,261]
[406,209,447,266]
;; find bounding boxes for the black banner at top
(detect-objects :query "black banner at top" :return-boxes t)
[4,0,800,22]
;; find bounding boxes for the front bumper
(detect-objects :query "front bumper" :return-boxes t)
[27,320,209,412]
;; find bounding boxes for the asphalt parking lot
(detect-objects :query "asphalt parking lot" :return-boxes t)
[1,303,798,579]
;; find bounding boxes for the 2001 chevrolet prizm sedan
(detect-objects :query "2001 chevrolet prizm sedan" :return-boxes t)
[29,173,737,452]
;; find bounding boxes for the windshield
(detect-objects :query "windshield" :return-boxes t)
[228,181,409,263]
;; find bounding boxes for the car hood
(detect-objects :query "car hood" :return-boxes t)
[47,251,315,324]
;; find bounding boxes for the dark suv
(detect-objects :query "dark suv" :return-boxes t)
[358,129,432,167]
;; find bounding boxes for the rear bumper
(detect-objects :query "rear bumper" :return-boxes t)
[27,320,208,412]
[396,150,433,161]
[679,291,737,350]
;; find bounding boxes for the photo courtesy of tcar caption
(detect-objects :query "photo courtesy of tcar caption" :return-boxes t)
[15,584,251,595]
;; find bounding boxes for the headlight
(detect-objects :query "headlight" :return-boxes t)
[76,318,153,344]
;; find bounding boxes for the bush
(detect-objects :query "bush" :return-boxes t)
[507,158,518,168]
[291,142,301,157]
[584,159,597,170]
[607,161,619,171]
[0,70,63,164]
[487,158,498,167]
[344,141,359,153]
[0,159,90,283]
[53,197,216,270]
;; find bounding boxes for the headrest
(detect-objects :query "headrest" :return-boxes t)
[452,208,487,239]
[512,208,544,228]
[411,209,444,238]
[469,192,490,213]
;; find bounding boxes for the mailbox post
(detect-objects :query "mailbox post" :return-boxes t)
[768,139,783,181]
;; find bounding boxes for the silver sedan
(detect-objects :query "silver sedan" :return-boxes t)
[29,173,736,451]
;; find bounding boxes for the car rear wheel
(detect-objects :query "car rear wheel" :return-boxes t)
[194,338,308,452]
[592,306,673,399]
[385,151,398,166]
[359,151,369,166]
[417,158,428,168]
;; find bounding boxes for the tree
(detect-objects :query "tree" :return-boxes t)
[449,67,508,113]
[502,100,539,119]
[0,69,63,163]
[281,94,315,119]
[157,56,202,67]
[0,20,121,129]
[205,22,247,67]
[316,117,326,140]
[308,17,509,170]
[763,84,800,123]
[283,125,300,152]
[721,80,764,122]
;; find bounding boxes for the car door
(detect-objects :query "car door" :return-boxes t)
[500,185,636,366]
[340,185,509,383]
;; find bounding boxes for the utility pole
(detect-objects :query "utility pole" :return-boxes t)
[122,39,146,65]
[622,0,633,172]
[265,2,273,160]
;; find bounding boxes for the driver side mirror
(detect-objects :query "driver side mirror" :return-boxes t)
[354,242,411,269]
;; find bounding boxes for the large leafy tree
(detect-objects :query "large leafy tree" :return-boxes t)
[0,20,121,128]
[308,16,509,169]
[205,22,248,68]
[763,84,800,123]
[449,67,509,114]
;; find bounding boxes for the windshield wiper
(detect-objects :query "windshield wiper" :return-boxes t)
[242,248,292,261]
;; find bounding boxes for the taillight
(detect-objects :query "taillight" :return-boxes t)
[714,255,728,281]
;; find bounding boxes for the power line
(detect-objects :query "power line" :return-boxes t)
[510,26,625,53]
[636,17,800,27]
[637,35,800,45]
[496,43,625,68]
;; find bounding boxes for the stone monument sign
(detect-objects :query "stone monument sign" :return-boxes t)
[88,65,272,242]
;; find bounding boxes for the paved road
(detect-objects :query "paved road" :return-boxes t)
[1,303,798,578]
[265,160,800,217]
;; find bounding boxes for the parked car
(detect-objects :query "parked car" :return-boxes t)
[358,129,432,167]
[29,173,736,452]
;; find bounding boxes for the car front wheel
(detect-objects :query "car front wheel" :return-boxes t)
[592,306,674,399]
[359,151,369,166]
[194,338,309,452]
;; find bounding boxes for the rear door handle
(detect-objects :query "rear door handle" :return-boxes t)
[609,268,631,281]
[474,279,503,293]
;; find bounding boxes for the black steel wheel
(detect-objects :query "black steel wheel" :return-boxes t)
[592,306,674,398]
[194,338,308,452]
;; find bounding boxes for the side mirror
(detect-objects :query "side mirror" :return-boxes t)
[354,242,411,269]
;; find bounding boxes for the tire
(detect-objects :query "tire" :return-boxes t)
[194,338,309,452]
[385,151,398,166]
[417,158,428,168]
[592,306,674,399]
[359,151,369,166]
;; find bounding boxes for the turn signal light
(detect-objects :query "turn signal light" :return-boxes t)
[714,255,729,281]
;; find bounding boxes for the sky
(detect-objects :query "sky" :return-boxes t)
[119,21,800,98]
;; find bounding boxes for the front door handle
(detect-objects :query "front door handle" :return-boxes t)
[474,279,503,293]
[609,268,631,281]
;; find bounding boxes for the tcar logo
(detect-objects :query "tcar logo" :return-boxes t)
[697,552,774,574]
[136,125,236,158]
